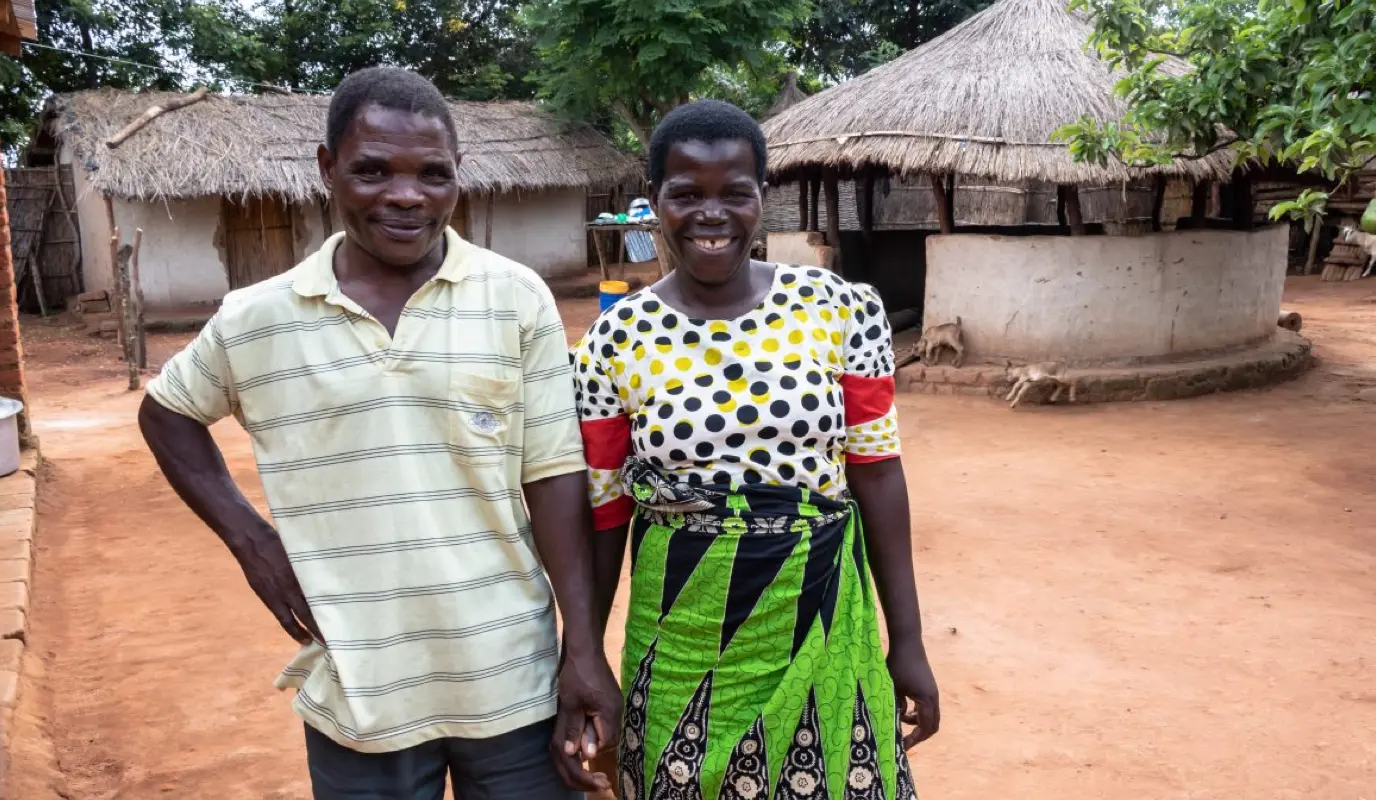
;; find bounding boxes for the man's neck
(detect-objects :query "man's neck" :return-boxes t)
[333,236,447,290]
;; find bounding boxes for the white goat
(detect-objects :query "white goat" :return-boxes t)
[1340,225,1376,278]
[1005,361,1077,408]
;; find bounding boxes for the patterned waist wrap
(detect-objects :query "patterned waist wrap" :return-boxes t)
[614,458,917,800]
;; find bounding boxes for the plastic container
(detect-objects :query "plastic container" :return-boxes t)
[0,398,23,478]
[599,280,629,312]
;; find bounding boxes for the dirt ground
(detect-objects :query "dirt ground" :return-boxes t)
[7,276,1376,799]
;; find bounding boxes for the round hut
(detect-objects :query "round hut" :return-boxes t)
[762,0,1308,401]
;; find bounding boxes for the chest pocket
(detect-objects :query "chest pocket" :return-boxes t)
[449,371,520,467]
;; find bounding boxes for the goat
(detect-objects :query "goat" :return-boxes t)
[1277,311,1302,333]
[913,316,965,367]
[1340,225,1376,278]
[1005,361,1076,408]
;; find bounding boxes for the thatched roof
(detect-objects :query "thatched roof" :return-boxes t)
[762,0,1237,185]
[764,73,809,120]
[43,89,641,202]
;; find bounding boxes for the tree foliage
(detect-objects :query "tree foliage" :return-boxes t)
[786,0,993,83]
[525,0,807,148]
[1057,0,1376,225]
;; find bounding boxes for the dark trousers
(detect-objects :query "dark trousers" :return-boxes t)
[304,718,583,800]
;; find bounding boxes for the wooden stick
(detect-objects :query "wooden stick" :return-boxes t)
[106,87,211,149]
[931,174,953,234]
[131,228,146,369]
[1060,185,1085,235]
[1150,175,1167,232]
[808,179,821,232]
[1303,222,1322,276]
[591,229,609,282]
[114,243,139,389]
[797,181,809,232]
[484,193,495,250]
[823,169,842,272]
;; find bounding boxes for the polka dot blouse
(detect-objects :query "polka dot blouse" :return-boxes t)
[573,265,901,530]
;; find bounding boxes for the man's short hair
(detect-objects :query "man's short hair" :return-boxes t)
[648,100,767,186]
[326,67,459,155]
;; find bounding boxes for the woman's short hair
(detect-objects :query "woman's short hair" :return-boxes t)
[648,100,767,186]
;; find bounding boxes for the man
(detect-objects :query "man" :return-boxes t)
[139,67,619,799]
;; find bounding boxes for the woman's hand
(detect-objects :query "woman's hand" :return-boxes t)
[888,639,940,749]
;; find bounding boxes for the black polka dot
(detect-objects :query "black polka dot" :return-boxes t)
[682,397,701,412]
[749,450,771,466]
[806,269,822,279]
[740,319,758,332]
[755,361,773,372]
[597,320,611,335]
[695,442,714,458]
[600,344,615,359]
[636,320,652,333]
[666,382,685,395]
[695,375,714,388]
[655,336,672,349]
[713,390,732,404]
[687,472,704,486]
[802,456,818,471]
[791,420,810,438]
[866,301,881,316]
[750,381,768,396]
[819,473,832,487]
[802,394,820,411]
[649,455,664,468]
[850,333,864,349]
[643,300,661,313]
[711,330,731,342]
[780,376,798,390]
[649,430,665,447]
[770,400,790,417]
[866,325,882,341]
[658,404,674,420]
[684,331,701,346]
[839,293,851,305]
[736,406,759,425]
[721,454,742,464]
[780,272,797,285]
[726,433,746,448]
[723,364,744,381]
[712,471,732,484]
[819,415,833,432]
[779,463,797,480]
[779,441,797,456]
[772,292,788,305]
[803,438,817,449]
[759,426,778,439]
[664,314,679,329]
[743,469,762,484]
[705,414,726,433]
[587,379,601,393]
[670,449,687,462]
[799,285,814,298]
[673,421,693,439]
[617,306,634,321]
[612,330,628,345]
[765,313,783,326]
[806,371,823,386]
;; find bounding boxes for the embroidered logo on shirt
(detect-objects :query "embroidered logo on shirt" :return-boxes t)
[470,411,500,434]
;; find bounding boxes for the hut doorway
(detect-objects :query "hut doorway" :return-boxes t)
[223,195,296,289]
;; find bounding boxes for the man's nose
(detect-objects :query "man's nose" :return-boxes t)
[384,176,425,207]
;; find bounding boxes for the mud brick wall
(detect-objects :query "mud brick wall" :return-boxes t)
[0,168,32,446]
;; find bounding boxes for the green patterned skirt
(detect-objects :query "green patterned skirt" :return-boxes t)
[617,460,917,800]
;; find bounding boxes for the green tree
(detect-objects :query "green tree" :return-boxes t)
[1057,0,1376,225]
[786,0,994,83]
[524,0,807,149]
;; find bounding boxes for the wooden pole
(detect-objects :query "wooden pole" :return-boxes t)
[1302,221,1322,276]
[1191,181,1210,227]
[106,87,211,149]
[1150,175,1167,232]
[860,172,876,239]
[114,242,139,389]
[944,174,956,230]
[823,169,842,272]
[1231,174,1254,230]
[797,181,809,232]
[930,174,953,234]
[808,179,821,232]
[591,229,609,282]
[131,228,146,369]
[484,193,494,249]
[1059,185,1085,235]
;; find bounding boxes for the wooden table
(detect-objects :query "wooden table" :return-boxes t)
[586,221,672,281]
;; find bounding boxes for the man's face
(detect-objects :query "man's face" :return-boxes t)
[318,104,461,268]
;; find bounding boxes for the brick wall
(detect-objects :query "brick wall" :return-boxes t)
[0,166,32,447]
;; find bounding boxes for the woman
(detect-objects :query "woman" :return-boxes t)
[574,100,939,800]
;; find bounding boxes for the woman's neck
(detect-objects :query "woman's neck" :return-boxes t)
[659,259,774,320]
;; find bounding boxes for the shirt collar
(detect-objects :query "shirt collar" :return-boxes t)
[293,227,471,299]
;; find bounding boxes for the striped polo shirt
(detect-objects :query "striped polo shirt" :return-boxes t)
[146,228,586,753]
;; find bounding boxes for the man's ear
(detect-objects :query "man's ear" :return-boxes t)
[317,144,334,192]
[647,184,659,216]
[760,181,769,202]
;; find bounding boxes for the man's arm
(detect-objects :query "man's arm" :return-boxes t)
[138,398,321,644]
[139,315,321,644]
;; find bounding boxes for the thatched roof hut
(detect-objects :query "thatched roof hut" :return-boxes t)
[763,72,809,121]
[40,89,641,202]
[762,0,1235,186]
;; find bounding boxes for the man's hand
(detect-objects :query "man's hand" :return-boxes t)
[228,521,323,645]
[550,648,622,793]
[888,639,940,749]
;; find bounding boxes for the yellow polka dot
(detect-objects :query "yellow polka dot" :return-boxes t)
[812,328,828,342]
[750,385,769,400]
[629,374,642,389]
[613,360,626,375]
[783,354,802,368]
[793,310,810,323]
[864,435,875,443]
[656,341,673,354]
[838,306,852,320]
[733,341,751,357]
[788,331,804,345]
[709,321,729,335]
[675,357,693,371]
[649,360,664,375]
[578,352,590,365]
[827,351,839,365]
[820,309,833,322]
[768,317,785,330]
[718,397,737,412]
[665,378,683,392]
[728,378,747,393]
[633,344,646,359]
[705,348,722,366]
[617,386,630,400]
[830,331,843,345]
[762,338,780,352]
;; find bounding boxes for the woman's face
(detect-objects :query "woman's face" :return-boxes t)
[651,138,763,286]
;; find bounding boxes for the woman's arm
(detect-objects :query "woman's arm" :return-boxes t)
[848,457,940,747]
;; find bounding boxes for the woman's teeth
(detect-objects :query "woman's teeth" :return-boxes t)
[692,237,733,252]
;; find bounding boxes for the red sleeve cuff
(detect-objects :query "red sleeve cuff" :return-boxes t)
[839,373,895,427]
[581,415,632,471]
[592,494,634,531]
[846,452,900,465]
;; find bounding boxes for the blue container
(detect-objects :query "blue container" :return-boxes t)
[599,280,629,312]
